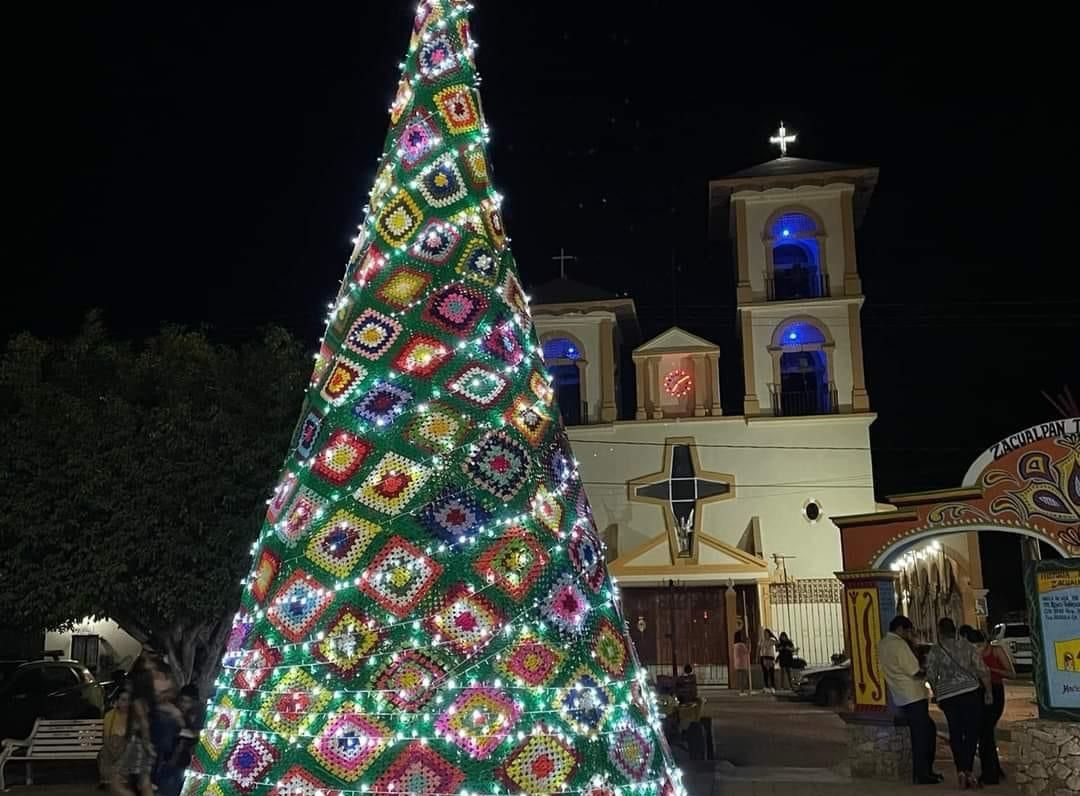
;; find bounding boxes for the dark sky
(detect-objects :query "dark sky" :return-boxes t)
[8,3,1076,612]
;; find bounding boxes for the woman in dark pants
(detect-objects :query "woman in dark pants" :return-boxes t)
[926,618,992,790]
[964,627,1011,784]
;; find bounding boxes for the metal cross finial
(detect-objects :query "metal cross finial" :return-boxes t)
[769,121,797,156]
[551,248,576,279]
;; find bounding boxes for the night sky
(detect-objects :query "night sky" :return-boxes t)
[8,3,1076,614]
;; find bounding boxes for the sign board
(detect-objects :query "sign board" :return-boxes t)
[1025,558,1080,721]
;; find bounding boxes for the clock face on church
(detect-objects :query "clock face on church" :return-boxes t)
[664,369,692,398]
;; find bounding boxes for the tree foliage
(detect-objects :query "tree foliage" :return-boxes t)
[0,313,308,694]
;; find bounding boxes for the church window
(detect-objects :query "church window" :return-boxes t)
[542,336,584,426]
[777,350,833,416]
[803,499,823,523]
[768,212,825,300]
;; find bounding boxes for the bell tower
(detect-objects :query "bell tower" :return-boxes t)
[709,128,878,418]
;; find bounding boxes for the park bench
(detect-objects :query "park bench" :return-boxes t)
[0,719,103,790]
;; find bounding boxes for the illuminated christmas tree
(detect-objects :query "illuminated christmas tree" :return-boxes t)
[184,3,685,796]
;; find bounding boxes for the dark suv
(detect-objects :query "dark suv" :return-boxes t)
[0,658,104,739]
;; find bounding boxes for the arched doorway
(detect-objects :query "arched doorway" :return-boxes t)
[832,419,1080,712]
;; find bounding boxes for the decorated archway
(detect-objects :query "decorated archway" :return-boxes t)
[833,418,1080,712]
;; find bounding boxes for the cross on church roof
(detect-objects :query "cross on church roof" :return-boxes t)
[551,247,576,279]
[769,121,797,156]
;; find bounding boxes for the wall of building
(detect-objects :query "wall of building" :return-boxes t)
[568,413,876,581]
[44,617,142,675]
[736,184,854,298]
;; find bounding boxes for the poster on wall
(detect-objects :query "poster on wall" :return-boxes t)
[1026,558,1080,721]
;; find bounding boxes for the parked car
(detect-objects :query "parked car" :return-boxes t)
[991,622,1032,672]
[792,656,851,706]
[0,658,104,739]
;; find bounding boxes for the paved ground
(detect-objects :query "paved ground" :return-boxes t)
[4,688,1025,796]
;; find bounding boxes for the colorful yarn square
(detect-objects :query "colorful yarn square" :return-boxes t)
[404,401,471,454]
[435,687,520,759]
[353,452,431,515]
[446,364,509,408]
[418,487,492,545]
[311,429,373,485]
[501,272,531,326]
[533,484,564,536]
[320,357,367,405]
[393,334,452,378]
[609,724,655,782]
[556,668,612,736]
[504,396,551,447]
[267,570,333,643]
[343,310,402,361]
[372,650,446,711]
[461,145,488,188]
[474,527,548,601]
[594,618,631,678]
[418,153,468,209]
[480,197,506,250]
[434,84,480,134]
[455,238,499,287]
[497,635,565,687]
[233,639,280,691]
[256,667,328,737]
[544,574,590,636]
[424,585,502,655]
[293,408,323,459]
[421,282,489,336]
[309,704,390,782]
[462,430,531,500]
[411,221,461,265]
[224,732,277,794]
[250,549,279,603]
[570,525,608,593]
[418,32,460,82]
[482,320,524,366]
[314,607,380,680]
[373,741,465,796]
[377,267,431,309]
[376,191,423,246]
[199,696,237,760]
[276,486,326,547]
[360,538,443,618]
[266,471,298,524]
[399,109,439,170]
[352,382,413,427]
[306,509,380,579]
[500,734,577,794]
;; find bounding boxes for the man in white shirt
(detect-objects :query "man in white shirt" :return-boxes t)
[878,615,942,785]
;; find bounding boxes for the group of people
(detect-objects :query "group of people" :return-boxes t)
[97,652,202,796]
[880,615,1012,788]
[732,628,797,694]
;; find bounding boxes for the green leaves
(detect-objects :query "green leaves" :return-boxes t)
[0,315,307,676]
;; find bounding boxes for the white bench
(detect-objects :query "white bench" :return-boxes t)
[0,719,103,790]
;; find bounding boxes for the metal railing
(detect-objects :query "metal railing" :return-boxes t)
[769,385,839,417]
[766,270,829,301]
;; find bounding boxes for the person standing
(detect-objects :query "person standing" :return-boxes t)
[879,616,941,785]
[926,618,992,790]
[98,690,131,787]
[963,627,1011,785]
[777,632,796,690]
[733,631,751,695]
[759,629,778,694]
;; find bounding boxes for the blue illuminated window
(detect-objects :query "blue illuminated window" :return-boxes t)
[543,337,581,360]
[778,321,826,345]
[771,212,817,240]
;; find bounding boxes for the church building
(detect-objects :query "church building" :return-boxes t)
[529,150,982,684]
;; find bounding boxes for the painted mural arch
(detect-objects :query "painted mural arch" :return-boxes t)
[832,418,1080,713]
[836,418,1080,572]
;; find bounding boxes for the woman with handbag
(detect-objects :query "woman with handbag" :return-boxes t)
[926,618,993,789]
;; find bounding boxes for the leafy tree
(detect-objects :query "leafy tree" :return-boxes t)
[0,312,308,696]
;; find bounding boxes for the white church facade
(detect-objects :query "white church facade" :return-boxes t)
[529,155,968,683]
